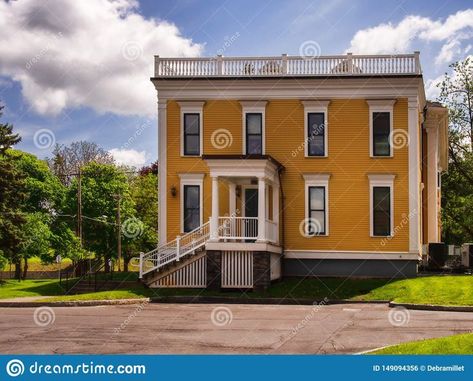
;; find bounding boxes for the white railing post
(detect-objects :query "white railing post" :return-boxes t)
[281,54,287,74]
[210,176,219,241]
[346,52,353,74]
[414,51,421,74]
[139,252,144,278]
[154,55,160,76]
[176,235,181,261]
[217,55,223,75]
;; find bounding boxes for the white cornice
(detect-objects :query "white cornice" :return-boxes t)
[366,99,396,107]
[154,77,423,100]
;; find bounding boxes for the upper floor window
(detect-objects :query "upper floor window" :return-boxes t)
[240,101,267,155]
[302,100,330,157]
[368,174,394,237]
[367,99,395,157]
[307,112,325,156]
[184,113,200,155]
[245,113,263,154]
[372,112,390,156]
[178,101,204,157]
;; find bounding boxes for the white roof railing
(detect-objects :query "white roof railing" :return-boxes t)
[154,52,421,78]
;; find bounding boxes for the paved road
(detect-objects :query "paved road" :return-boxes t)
[0,303,472,354]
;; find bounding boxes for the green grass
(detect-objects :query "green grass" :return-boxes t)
[371,333,473,354]
[2,275,473,306]
[354,275,473,306]
[0,279,65,299]
[2,257,72,272]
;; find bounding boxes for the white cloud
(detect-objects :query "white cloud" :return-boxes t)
[425,75,444,101]
[109,148,146,167]
[347,9,473,65]
[0,0,203,117]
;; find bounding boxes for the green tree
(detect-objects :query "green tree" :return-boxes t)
[0,105,26,278]
[438,57,473,244]
[122,171,158,271]
[67,162,136,269]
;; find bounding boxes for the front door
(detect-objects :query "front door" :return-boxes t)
[244,188,258,240]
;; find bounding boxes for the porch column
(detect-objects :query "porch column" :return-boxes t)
[273,183,280,244]
[257,177,266,242]
[229,182,236,216]
[210,176,219,241]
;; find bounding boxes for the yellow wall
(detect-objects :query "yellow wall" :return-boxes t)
[166,99,410,252]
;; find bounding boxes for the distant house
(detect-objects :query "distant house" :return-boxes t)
[139,52,448,290]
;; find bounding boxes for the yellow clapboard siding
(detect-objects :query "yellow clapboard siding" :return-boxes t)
[166,98,410,252]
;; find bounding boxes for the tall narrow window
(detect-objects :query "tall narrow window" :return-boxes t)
[372,112,391,156]
[183,185,200,232]
[183,113,200,155]
[308,186,326,235]
[245,113,263,154]
[307,112,325,156]
[373,186,391,236]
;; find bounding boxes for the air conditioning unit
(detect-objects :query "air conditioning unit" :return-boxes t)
[461,244,473,268]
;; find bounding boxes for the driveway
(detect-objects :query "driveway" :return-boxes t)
[0,303,472,354]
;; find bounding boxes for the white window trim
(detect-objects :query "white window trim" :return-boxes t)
[178,101,204,157]
[179,173,204,233]
[367,99,396,158]
[302,173,330,236]
[240,101,267,155]
[301,100,330,157]
[368,174,395,237]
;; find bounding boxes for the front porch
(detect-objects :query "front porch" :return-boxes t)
[205,154,283,247]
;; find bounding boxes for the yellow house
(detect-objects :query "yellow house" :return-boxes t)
[140,52,448,290]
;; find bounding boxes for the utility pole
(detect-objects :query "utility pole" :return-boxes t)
[77,167,83,247]
[115,193,122,272]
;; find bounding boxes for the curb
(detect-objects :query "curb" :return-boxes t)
[0,298,149,308]
[150,295,389,305]
[389,301,473,312]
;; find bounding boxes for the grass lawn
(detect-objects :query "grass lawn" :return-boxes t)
[0,279,65,299]
[371,333,473,354]
[1,257,72,272]
[356,275,473,306]
[2,275,473,306]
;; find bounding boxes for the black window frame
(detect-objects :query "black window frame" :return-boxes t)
[307,186,326,236]
[372,111,391,157]
[245,113,263,155]
[372,186,391,237]
[183,113,201,156]
[183,184,200,233]
[307,112,326,157]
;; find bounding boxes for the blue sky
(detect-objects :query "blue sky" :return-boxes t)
[1,0,472,166]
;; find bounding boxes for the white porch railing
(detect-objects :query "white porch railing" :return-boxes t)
[140,217,279,278]
[140,221,210,277]
[218,217,258,240]
[155,53,421,77]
